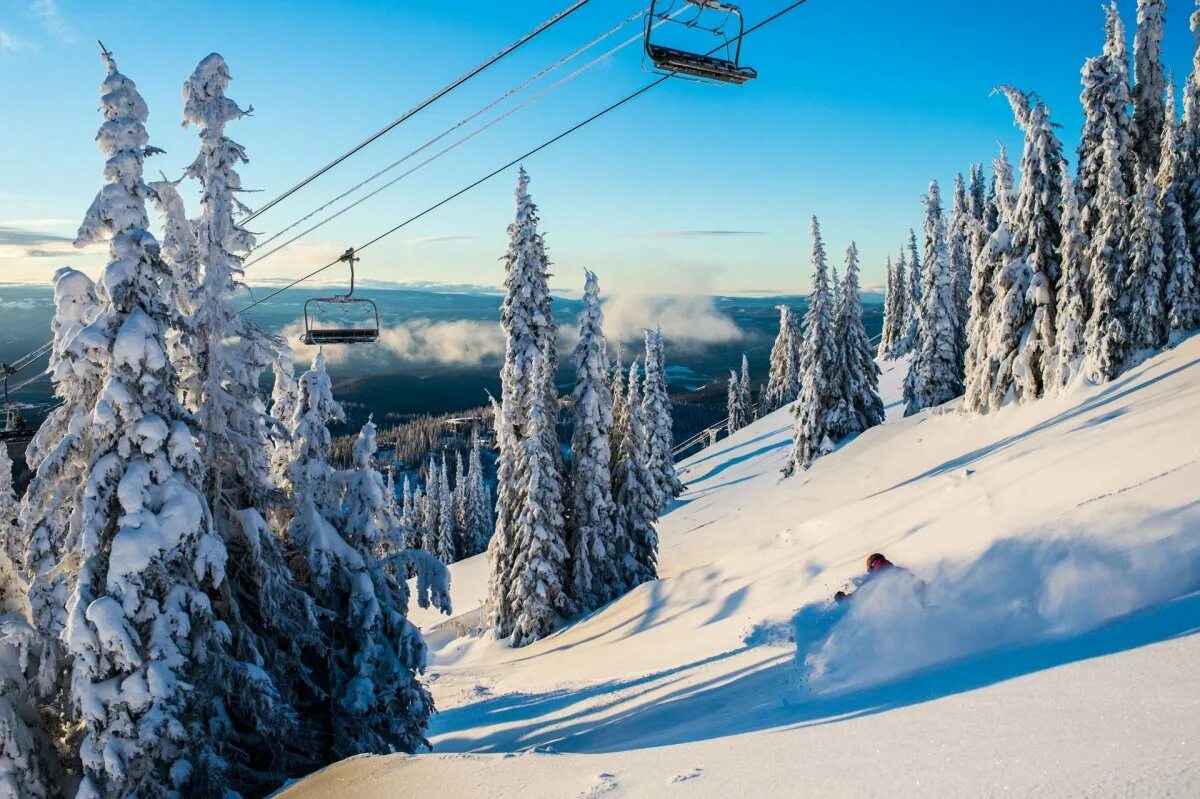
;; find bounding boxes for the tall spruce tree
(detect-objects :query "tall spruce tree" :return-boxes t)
[1051,170,1092,390]
[1085,121,1133,382]
[566,270,618,610]
[1159,82,1200,332]
[1127,168,1169,350]
[613,360,659,590]
[433,457,455,564]
[332,418,444,758]
[180,55,322,792]
[462,433,493,557]
[488,168,565,638]
[764,305,802,410]
[904,181,964,415]
[890,248,910,357]
[902,229,923,352]
[964,147,1018,413]
[505,352,572,647]
[1132,0,1167,172]
[642,329,683,510]
[785,218,840,474]
[59,48,230,796]
[835,243,886,434]
[949,172,973,371]
[997,87,1066,403]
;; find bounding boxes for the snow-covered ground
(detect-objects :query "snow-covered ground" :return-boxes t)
[281,339,1200,798]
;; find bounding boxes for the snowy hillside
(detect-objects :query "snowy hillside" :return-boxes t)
[281,340,1200,798]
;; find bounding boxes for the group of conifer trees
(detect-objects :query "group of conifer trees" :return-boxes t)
[885,0,1200,418]
[397,436,494,565]
[483,170,681,647]
[0,51,451,798]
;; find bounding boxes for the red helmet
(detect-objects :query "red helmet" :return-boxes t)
[866,553,891,572]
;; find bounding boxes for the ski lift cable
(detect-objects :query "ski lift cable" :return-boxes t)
[242,0,596,226]
[244,10,686,271]
[239,0,812,315]
[0,1,602,382]
[251,7,649,256]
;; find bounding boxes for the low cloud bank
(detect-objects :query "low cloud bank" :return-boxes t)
[602,293,744,348]
[283,318,503,367]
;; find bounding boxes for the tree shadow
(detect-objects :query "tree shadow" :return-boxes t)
[430,591,1200,755]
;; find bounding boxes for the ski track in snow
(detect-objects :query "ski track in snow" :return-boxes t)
[283,339,1200,798]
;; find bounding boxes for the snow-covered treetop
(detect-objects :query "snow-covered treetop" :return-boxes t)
[182,53,248,140]
[75,47,154,248]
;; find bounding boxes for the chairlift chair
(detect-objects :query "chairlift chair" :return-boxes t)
[300,247,381,346]
[0,363,32,446]
[644,0,757,85]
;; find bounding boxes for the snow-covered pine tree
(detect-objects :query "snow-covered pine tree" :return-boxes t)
[400,475,413,527]
[995,87,1066,404]
[877,258,896,359]
[566,270,618,610]
[452,451,467,555]
[462,433,492,557]
[0,445,17,569]
[726,370,744,435]
[505,352,572,647]
[331,418,445,758]
[612,359,659,590]
[1185,6,1200,272]
[641,329,684,510]
[179,55,324,792]
[904,181,964,415]
[726,355,754,433]
[949,172,973,370]
[764,304,802,410]
[146,176,200,402]
[1051,169,1092,390]
[609,343,628,474]
[1132,0,1167,173]
[889,248,911,357]
[836,243,886,434]
[0,615,56,798]
[785,217,840,474]
[1127,168,1169,351]
[489,168,564,635]
[963,147,1016,413]
[20,267,100,637]
[409,486,427,548]
[901,228,923,352]
[58,48,232,796]
[1084,119,1134,382]
[969,163,989,226]
[739,354,754,419]
[1159,82,1200,333]
[434,457,455,564]
[268,342,299,491]
[422,457,442,559]
[1079,4,1138,236]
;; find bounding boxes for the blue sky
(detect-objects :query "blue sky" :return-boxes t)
[0,0,1195,294]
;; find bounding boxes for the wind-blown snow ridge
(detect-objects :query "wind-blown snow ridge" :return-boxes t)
[283,337,1200,798]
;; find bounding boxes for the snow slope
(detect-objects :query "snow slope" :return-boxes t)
[282,341,1200,798]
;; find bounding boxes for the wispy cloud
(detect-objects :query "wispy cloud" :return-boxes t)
[0,30,24,52]
[402,235,476,246]
[0,225,93,259]
[30,0,73,42]
[626,230,768,239]
[1,218,76,228]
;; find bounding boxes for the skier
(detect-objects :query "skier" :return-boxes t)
[833,553,907,603]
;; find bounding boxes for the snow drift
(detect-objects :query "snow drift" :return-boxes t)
[283,337,1200,798]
